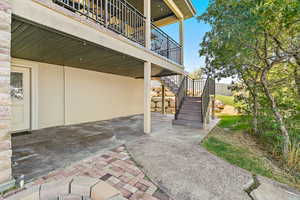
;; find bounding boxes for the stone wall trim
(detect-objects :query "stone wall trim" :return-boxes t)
[0,0,13,193]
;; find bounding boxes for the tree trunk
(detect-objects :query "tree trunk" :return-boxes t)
[242,76,259,135]
[252,95,259,135]
[248,87,259,135]
[261,66,290,159]
[293,55,300,97]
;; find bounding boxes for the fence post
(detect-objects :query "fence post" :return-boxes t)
[211,95,215,120]
[192,79,195,96]
[211,78,216,120]
[185,77,188,96]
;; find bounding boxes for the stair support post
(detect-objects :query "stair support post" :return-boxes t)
[185,76,188,96]
[211,94,216,120]
[202,96,211,129]
[192,79,195,96]
[161,84,165,115]
[206,104,211,124]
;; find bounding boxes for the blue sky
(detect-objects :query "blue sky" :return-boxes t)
[161,0,232,83]
[161,0,210,73]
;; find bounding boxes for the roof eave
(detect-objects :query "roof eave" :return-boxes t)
[186,0,197,18]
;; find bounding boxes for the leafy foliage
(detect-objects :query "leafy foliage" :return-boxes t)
[189,68,204,79]
[198,0,300,167]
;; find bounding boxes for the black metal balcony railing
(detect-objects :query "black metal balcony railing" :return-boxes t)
[54,0,145,46]
[54,0,182,65]
[151,24,182,65]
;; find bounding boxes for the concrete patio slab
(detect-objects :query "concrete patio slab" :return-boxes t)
[9,113,299,200]
[12,114,144,182]
[250,176,300,200]
[126,114,254,200]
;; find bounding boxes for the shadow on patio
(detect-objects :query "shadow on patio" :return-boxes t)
[12,114,165,182]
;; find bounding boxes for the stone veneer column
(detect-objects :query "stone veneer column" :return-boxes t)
[0,0,14,192]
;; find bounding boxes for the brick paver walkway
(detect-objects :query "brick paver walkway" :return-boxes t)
[10,146,170,200]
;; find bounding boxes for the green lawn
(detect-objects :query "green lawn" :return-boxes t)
[202,137,273,177]
[218,114,250,131]
[201,115,299,189]
[215,95,235,106]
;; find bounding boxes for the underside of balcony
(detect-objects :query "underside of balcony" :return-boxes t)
[47,0,183,65]
[12,16,177,78]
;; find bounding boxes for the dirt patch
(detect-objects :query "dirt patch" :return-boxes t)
[219,105,239,115]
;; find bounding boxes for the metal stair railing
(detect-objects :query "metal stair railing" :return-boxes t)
[200,77,210,122]
[175,76,187,120]
[174,74,215,123]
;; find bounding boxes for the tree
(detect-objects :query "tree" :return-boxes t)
[198,0,300,159]
[189,68,204,79]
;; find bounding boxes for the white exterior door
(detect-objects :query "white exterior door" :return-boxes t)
[11,66,31,132]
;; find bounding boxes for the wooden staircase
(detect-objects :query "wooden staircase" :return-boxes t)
[172,96,204,128]
[159,75,215,128]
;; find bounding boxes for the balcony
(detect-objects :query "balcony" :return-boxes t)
[53,0,182,65]
[151,24,182,65]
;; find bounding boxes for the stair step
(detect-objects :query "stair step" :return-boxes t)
[182,102,202,106]
[183,100,201,104]
[180,111,202,116]
[178,110,201,115]
[177,113,202,121]
[184,100,202,103]
[181,104,202,108]
[178,111,201,115]
[184,97,202,100]
[172,119,203,128]
[184,97,202,101]
[180,107,201,112]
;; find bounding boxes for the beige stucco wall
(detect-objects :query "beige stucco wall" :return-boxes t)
[64,67,144,125]
[38,63,65,129]
[11,59,144,130]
